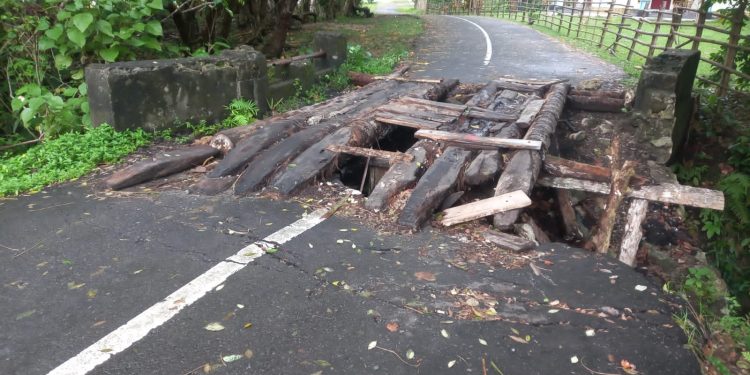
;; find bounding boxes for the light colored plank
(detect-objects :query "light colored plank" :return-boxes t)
[618,199,649,267]
[375,114,442,130]
[441,190,532,226]
[483,229,535,252]
[325,144,414,164]
[515,99,545,128]
[415,129,542,150]
[537,177,725,210]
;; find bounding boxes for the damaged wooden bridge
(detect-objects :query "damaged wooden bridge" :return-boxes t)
[106,75,724,266]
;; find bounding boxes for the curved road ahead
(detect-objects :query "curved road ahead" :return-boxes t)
[409,15,625,84]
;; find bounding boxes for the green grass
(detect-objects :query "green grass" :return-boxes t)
[0,125,151,196]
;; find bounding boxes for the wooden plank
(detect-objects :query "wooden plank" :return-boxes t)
[414,129,542,150]
[618,199,648,267]
[107,146,219,190]
[544,156,649,186]
[537,177,725,211]
[325,144,414,163]
[375,113,443,130]
[483,229,535,252]
[465,108,519,122]
[557,189,583,239]
[515,99,545,128]
[440,190,532,226]
[366,140,437,211]
[377,104,457,123]
[397,96,467,113]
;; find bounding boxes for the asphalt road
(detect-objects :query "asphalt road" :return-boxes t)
[0,14,697,375]
[409,15,625,84]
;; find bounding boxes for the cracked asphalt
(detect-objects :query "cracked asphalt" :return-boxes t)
[0,13,699,375]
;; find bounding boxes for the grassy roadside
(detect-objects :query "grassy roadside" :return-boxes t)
[0,15,425,197]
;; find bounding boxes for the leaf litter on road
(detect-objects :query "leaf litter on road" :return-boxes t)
[204,322,225,331]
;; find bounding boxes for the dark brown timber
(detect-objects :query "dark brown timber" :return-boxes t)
[107,146,219,190]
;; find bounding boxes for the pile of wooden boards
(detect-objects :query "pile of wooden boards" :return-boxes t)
[105,76,725,267]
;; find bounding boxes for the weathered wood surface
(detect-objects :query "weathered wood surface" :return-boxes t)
[464,150,501,186]
[440,190,532,226]
[365,140,437,211]
[414,129,542,150]
[398,82,502,230]
[270,80,457,196]
[536,177,725,210]
[107,146,219,190]
[483,229,535,252]
[234,122,340,195]
[208,118,305,178]
[464,108,519,122]
[569,89,626,99]
[491,83,570,229]
[618,198,648,267]
[396,96,517,122]
[519,214,551,244]
[586,157,636,254]
[557,189,583,239]
[325,145,414,163]
[375,113,443,130]
[188,175,237,195]
[515,99,545,128]
[568,95,626,112]
[376,104,457,123]
[544,156,649,186]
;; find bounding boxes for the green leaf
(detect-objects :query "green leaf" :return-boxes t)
[78,83,88,96]
[28,97,46,112]
[36,19,50,32]
[38,37,56,51]
[71,69,84,80]
[118,29,134,40]
[97,20,114,37]
[47,96,65,111]
[11,98,23,112]
[146,0,163,10]
[72,13,94,32]
[54,54,73,69]
[67,29,86,48]
[142,37,161,51]
[20,107,34,124]
[145,20,162,36]
[45,25,64,41]
[99,47,119,62]
[57,10,71,21]
[63,87,78,97]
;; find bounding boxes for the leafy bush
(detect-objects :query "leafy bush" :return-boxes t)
[0,125,151,196]
[343,44,406,75]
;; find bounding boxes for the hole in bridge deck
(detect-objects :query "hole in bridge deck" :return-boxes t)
[337,126,418,196]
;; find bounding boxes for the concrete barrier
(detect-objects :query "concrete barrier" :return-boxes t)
[86,32,347,131]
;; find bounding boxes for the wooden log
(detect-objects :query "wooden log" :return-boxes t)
[440,190,532,226]
[365,140,437,211]
[491,83,570,229]
[556,189,583,240]
[515,99,545,129]
[348,71,375,86]
[325,144,414,164]
[208,118,305,178]
[585,159,636,254]
[397,82,503,230]
[464,150,501,186]
[464,108,519,122]
[537,177,725,211]
[397,96,467,113]
[567,95,626,113]
[376,105,457,123]
[107,146,219,190]
[515,214,550,244]
[618,198,648,267]
[414,129,542,150]
[270,80,451,196]
[544,156,649,186]
[234,122,340,195]
[188,175,237,195]
[483,229,535,252]
[375,113,443,130]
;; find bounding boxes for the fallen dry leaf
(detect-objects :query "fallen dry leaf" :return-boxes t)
[414,271,436,282]
[509,335,528,344]
[386,321,399,332]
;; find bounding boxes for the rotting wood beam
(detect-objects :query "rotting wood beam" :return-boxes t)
[414,129,542,150]
[325,145,414,164]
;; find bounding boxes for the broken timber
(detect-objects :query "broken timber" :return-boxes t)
[618,199,649,266]
[325,145,414,164]
[365,140,437,211]
[414,129,542,150]
[483,229,535,252]
[536,176,725,210]
[440,190,531,226]
[492,83,570,229]
[107,146,219,190]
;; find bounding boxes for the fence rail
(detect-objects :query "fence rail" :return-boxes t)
[426,0,749,96]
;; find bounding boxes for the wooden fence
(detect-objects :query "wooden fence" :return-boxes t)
[426,0,749,96]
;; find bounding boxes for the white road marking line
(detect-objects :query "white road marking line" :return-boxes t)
[447,16,493,66]
[48,208,329,375]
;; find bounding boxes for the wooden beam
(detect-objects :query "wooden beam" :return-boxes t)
[556,189,583,239]
[440,190,532,226]
[515,99,545,128]
[414,129,542,150]
[465,108,519,122]
[375,114,443,130]
[325,144,414,164]
[618,199,648,267]
[107,146,219,190]
[544,156,649,186]
[483,229,536,252]
[537,177,725,211]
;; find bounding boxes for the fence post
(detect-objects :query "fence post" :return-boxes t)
[666,7,682,48]
[692,10,706,50]
[718,2,747,96]
[628,18,643,60]
[612,0,632,53]
[648,6,664,57]
[598,1,615,47]
[576,1,585,38]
